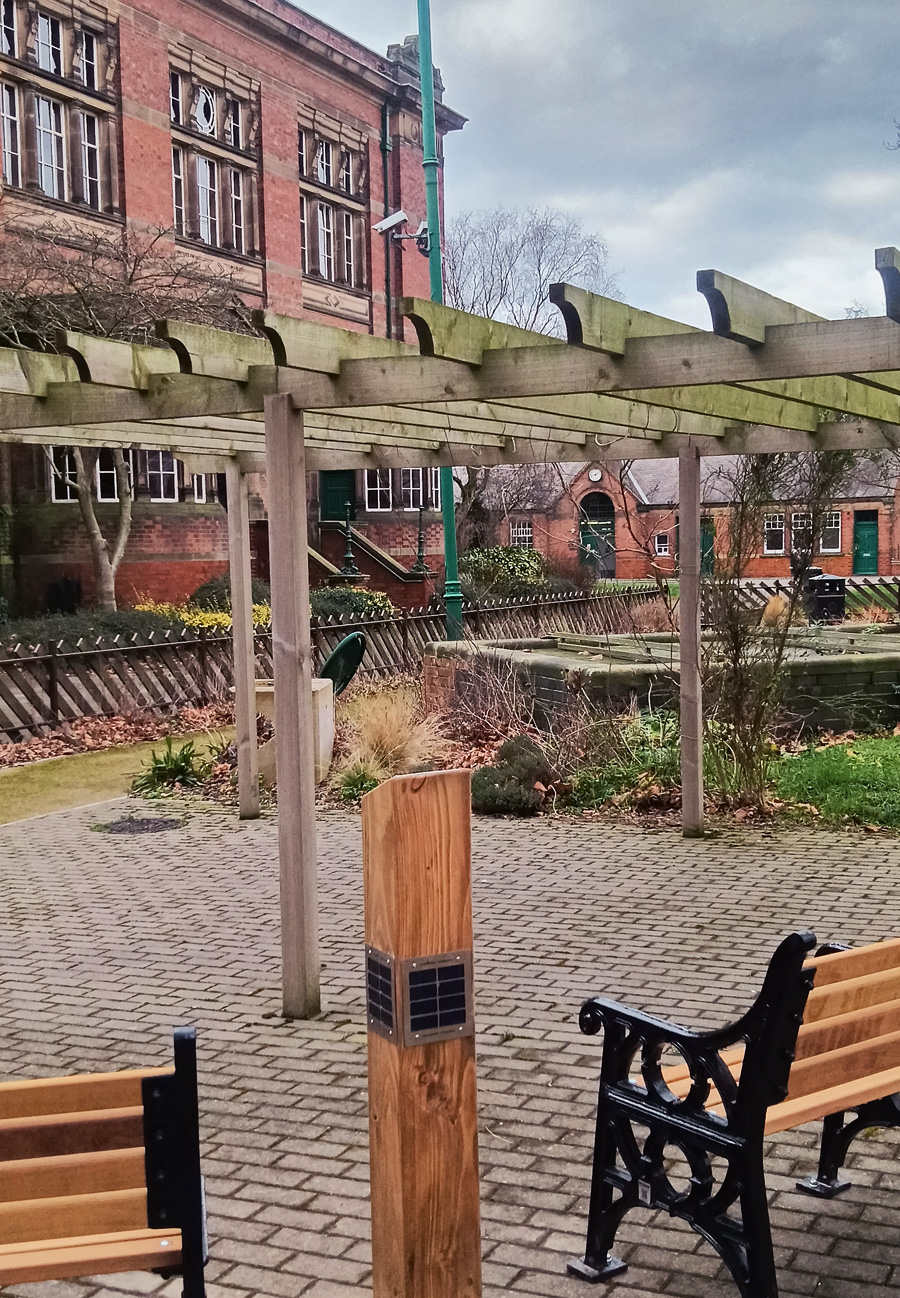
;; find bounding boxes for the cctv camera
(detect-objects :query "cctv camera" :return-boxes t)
[372,210,408,235]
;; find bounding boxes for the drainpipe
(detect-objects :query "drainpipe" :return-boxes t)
[380,100,393,340]
[417,0,463,641]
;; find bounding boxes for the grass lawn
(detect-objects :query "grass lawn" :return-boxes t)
[0,730,232,825]
[776,736,900,828]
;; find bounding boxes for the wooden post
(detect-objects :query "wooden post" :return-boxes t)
[679,445,704,837]
[225,461,260,821]
[362,770,482,1298]
[265,394,320,1019]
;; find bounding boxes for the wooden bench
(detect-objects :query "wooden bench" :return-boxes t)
[567,932,900,1298]
[0,1027,206,1296]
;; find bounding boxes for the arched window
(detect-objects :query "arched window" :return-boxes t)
[579,492,616,577]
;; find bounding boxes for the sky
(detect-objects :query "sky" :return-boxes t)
[299,1,900,328]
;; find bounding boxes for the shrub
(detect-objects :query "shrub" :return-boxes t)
[134,599,271,631]
[459,546,548,597]
[189,575,271,611]
[310,585,397,619]
[471,766,544,815]
[495,735,554,785]
[338,761,382,803]
[132,738,210,794]
[0,607,191,650]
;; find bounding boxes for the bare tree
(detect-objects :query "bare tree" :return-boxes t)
[444,205,619,337]
[0,223,250,610]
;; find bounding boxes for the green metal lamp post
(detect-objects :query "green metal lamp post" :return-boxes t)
[416,0,464,641]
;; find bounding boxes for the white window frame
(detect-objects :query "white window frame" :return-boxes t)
[35,95,66,199]
[79,110,100,209]
[146,450,179,503]
[192,473,207,503]
[365,468,392,512]
[510,519,534,549]
[316,139,332,186]
[339,149,351,193]
[763,512,785,556]
[194,85,216,136]
[1,0,16,57]
[196,154,218,245]
[80,30,96,89]
[820,510,842,555]
[790,511,813,552]
[317,201,334,279]
[297,127,306,175]
[95,449,134,503]
[654,533,670,556]
[428,467,441,511]
[1,82,19,187]
[225,100,241,149]
[299,195,308,273]
[172,146,184,235]
[36,12,61,75]
[49,446,77,502]
[342,210,355,287]
[401,468,424,511]
[230,168,244,253]
[169,71,182,124]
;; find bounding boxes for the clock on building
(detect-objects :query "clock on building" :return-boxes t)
[588,468,602,482]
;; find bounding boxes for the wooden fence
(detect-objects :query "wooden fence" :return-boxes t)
[701,575,900,619]
[0,587,656,741]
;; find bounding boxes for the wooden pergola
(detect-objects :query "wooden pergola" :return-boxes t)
[4,251,900,1016]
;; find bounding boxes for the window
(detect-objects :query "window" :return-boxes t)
[80,30,96,89]
[655,533,670,556]
[1,0,15,57]
[300,195,308,273]
[35,95,65,198]
[169,71,182,124]
[172,146,184,234]
[195,84,216,135]
[79,110,100,208]
[791,511,812,554]
[428,467,441,511]
[147,450,179,502]
[224,100,241,149]
[317,201,334,278]
[49,446,77,502]
[342,211,355,287]
[197,155,218,245]
[510,520,533,549]
[316,139,332,186]
[339,150,351,193]
[764,513,785,555]
[192,474,206,503]
[36,12,62,75]
[401,468,423,511]
[0,83,18,186]
[95,449,133,502]
[230,168,244,253]
[820,510,842,555]
[365,469,391,512]
[297,127,306,175]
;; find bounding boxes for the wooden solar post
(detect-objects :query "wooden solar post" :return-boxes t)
[679,445,704,837]
[225,462,260,820]
[362,770,482,1298]
[265,393,320,1019]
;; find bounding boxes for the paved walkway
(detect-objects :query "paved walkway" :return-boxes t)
[1,801,900,1298]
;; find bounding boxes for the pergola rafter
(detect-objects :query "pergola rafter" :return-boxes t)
[4,250,900,1017]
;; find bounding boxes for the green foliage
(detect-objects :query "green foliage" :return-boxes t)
[131,738,210,794]
[565,709,681,809]
[0,607,190,650]
[775,737,900,827]
[309,585,397,619]
[0,596,7,627]
[189,575,271,611]
[495,735,554,785]
[459,546,548,597]
[338,761,381,803]
[471,765,544,815]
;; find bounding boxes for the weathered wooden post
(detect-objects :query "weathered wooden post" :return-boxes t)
[678,445,704,837]
[225,461,260,820]
[362,769,482,1298]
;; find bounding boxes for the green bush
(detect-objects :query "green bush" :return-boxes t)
[471,766,543,815]
[338,762,382,803]
[309,585,397,619]
[459,546,548,597]
[189,575,271,611]
[495,735,554,785]
[132,738,210,795]
[0,607,189,650]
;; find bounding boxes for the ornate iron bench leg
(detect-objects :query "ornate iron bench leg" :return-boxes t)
[567,1117,634,1282]
[796,1111,852,1198]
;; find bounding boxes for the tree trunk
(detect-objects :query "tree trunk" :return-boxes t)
[70,447,133,612]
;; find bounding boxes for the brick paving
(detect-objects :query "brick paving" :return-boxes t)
[1,801,900,1298]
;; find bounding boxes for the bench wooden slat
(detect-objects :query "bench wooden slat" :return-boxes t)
[0,1147,146,1203]
[796,997,900,1060]
[765,1062,900,1134]
[0,1108,144,1162]
[0,1069,170,1120]
[0,1228,182,1285]
[803,967,900,1023]
[805,937,900,986]
[0,1186,148,1244]
[787,1028,900,1100]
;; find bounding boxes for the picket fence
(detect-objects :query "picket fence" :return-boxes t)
[702,574,900,619]
[0,587,655,741]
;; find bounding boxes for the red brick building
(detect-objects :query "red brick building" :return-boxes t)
[492,457,900,582]
[0,0,464,612]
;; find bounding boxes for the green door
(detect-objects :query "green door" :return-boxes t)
[700,517,715,576]
[579,492,616,578]
[320,471,356,521]
[853,511,879,575]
